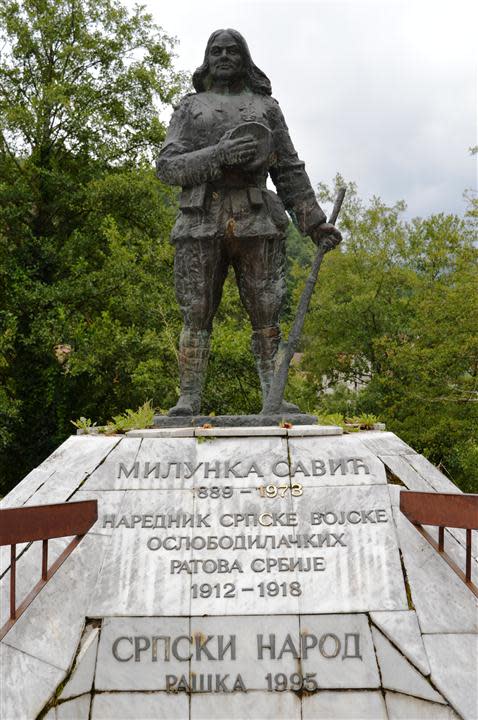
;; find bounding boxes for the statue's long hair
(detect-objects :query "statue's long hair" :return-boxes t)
[193,29,272,96]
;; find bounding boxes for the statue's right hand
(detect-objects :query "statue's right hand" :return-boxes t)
[217,134,258,167]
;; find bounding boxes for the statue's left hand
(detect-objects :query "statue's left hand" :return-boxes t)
[311,223,342,252]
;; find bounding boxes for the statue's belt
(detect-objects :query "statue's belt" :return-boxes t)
[180,181,267,212]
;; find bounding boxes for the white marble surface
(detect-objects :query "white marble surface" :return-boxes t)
[56,695,90,719]
[127,427,195,437]
[288,434,387,487]
[302,691,387,719]
[287,425,343,436]
[3,533,107,670]
[0,467,54,508]
[292,485,407,613]
[190,615,299,690]
[359,431,417,456]
[88,489,193,616]
[60,624,99,698]
[300,613,380,688]
[195,426,287,436]
[380,454,433,492]
[1,536,70,625]
[384,454,478,564]
[385,692,461,719]
[83,435,290,491]
[73,490,126,536]
[423,634,478,720]
[91,692,189,719]
[190,691,301,719]
[1,430,473,720]
[0,642,64,720]
[371,627,444,703]
[406,453,462,494]
[80,437,142,491]
[95,617,190,690]
[189,489,301,616]
[370,610,430,675]
[395,509,478,633]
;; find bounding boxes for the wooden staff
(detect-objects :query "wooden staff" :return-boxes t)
[262,187,346,415]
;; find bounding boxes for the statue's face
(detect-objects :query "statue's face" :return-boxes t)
[207,32,243,83]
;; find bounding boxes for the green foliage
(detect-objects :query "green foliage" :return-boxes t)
[70,416,96,433]
[104,400,154,433]
[0,0,186,493]
[298,176,478,492]
[1,0,475,499]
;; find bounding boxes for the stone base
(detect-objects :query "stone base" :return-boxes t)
[2,430,474,720]
[152,413,317,428]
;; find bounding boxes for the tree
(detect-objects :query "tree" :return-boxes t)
[293,177,478,492]
[0,0,186,492]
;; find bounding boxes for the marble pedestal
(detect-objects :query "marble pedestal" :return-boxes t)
[1,428,476,720]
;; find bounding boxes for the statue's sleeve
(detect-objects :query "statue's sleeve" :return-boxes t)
[268,99,326,235]
[156,97,222,187]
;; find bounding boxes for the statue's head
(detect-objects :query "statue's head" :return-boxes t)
[193,29,272,95]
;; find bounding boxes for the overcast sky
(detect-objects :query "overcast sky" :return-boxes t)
[144,0,476,219]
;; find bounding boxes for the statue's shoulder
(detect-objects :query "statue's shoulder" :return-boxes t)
[263,95,286,122]
[172,92,197,112]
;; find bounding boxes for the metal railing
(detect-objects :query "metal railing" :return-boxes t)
[400,490,478,597]
[0,500,97,640]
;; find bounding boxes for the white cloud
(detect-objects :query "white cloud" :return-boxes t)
[142,0,477,218]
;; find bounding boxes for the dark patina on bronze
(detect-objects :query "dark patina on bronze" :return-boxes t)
[156,29,342,422]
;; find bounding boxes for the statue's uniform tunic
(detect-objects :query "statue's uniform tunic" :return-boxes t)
[156,89,326,412]
[157,91,326,331]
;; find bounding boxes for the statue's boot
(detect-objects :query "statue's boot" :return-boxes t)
[252,326,301,415]
[168,328,210,416]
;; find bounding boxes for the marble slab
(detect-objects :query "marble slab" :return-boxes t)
[288,434,387,487]
[88,489,193,616]
[80,437,142,491]
[91,692,189,719]
[371,627,443,703]
[83,435,289,491]
[189,488,301,616]
[300,613,380,688]
[385,456,477,561]
[302,691,387,719]
[190,615,299,691]
[56,695,90,719]
[127,427,195,438]
[96,617,190,690]
[38,435,120,478]
[395,509,478,633]
[0,467,54,508]
[359,431,417,456]
[370,610,430,675]
[195,426,287,437]
[73,490,126,536]
[406,454,462,494]
[3,533,107,670]
[190,691,301,719]
[287,425,343,436]
[380,454,434,492]
[423,634,478,720]
[385,692,460,719]
[1,537,70,626]
[292,485,407,613]
[60,624,99,698]
[0,642,64,720]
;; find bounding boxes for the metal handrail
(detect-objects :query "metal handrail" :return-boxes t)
[0,500,97,640]
[400,490,478,597]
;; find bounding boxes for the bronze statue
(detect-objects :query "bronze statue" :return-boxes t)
[156,29,341,417]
